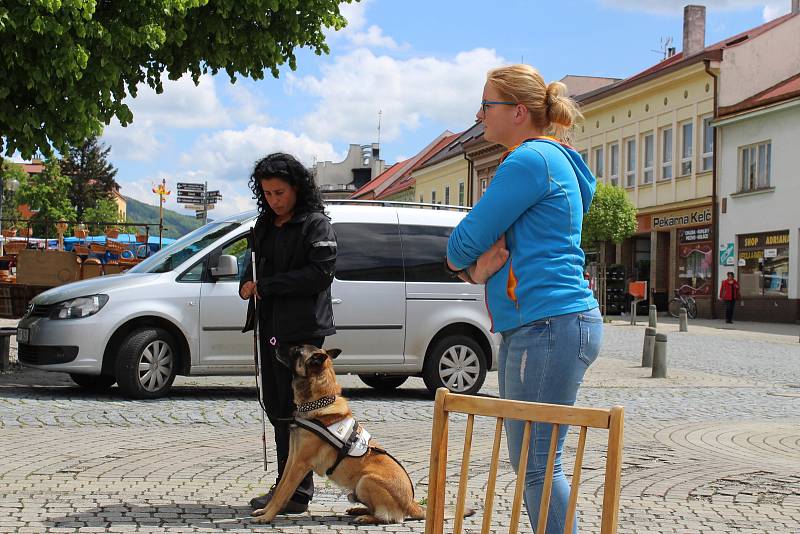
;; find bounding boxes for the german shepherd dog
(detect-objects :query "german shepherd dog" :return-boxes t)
[251,345,427,525]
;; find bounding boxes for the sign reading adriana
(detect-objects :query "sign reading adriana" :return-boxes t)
[638,206,712,232]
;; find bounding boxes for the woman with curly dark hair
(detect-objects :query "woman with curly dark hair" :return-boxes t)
[239,152,336,513]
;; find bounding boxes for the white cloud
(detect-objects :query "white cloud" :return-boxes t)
[288,47,505,143]
[348,25,405,50]
[600,0,789,20]
[148,125,342,218]
[101,74,244,161]
[331,0,407,50]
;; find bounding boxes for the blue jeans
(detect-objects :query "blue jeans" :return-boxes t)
[498,308,603,534]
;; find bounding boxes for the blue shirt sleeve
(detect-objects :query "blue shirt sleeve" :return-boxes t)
[447,147,550,269]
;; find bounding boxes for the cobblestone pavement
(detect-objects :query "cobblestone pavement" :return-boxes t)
[0,319,798,533]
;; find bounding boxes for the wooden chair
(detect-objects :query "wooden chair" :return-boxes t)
[425,388,624,534]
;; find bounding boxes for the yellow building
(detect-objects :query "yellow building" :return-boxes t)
[413,133,469,207]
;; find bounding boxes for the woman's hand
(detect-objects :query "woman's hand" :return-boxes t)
[471,235,509,285]
[239,281,261,300]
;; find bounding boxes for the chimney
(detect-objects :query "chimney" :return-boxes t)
[683,5,706,58]
[793,0,799,14]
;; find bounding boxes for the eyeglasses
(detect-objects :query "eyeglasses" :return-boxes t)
[480,99,517,114]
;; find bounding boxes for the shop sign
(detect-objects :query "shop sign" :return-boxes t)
[639,206,712,232]
[680,227,711,243]
[719,242,734,266]
[739,230,790,250]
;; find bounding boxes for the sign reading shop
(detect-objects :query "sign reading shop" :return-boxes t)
[652,207,712,229]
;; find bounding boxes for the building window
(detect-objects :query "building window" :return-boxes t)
[642,132,654,184]
[431,190,437,204]
[660,127,673,180]
[579,150,588,164]
[458,182,465,206]
[592,146,604,179]
[739,141,771,192]
[444,185,450,205]
[480,178,488,195]
[680,121,693,176]
[737,231,789,297]
[701,115,713,171]
[609,142,619,186]
[624,138,636,188]
[419,194,424,203]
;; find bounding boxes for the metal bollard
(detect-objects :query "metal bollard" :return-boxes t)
[651,333,668,378]
[641,327,656,367]
[648,305,657,328]
[0,334,10,372]
[679,308,688,332]
[630,301,637,325]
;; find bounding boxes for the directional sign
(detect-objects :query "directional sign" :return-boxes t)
[176,190,203,197]
[177,182,205,191]
[196,212,206,220]
[185,204,214,211]
[206,190,220,197]
[177,194,203,201]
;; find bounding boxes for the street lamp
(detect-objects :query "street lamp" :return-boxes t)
[0,175,20,256]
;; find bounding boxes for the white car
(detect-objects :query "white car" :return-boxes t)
[17,202,499,398]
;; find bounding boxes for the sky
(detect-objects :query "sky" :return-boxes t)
[81,0,795,219]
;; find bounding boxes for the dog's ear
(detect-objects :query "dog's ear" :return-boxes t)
[326,348,342,360]
[308,352,328,368]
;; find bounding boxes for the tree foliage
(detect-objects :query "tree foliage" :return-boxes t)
[60,137,119,221]
[15,159,76,236]
[0,0,353,159]
[582,182,638,247]
[83,197,122,234]
[0,160,27,225]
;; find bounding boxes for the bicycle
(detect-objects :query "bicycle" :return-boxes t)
[668,289,697,319]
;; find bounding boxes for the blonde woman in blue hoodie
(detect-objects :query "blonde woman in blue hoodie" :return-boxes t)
[446,65,601,534]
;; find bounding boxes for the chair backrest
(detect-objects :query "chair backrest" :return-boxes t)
[424,388,624,534]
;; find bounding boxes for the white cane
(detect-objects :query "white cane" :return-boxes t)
[251,246,269,472]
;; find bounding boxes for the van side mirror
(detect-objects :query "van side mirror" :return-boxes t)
[210,254,239,278]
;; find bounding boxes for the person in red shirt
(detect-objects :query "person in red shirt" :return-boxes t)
[719,271,741,323]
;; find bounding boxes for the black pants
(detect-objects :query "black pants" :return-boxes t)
[724,300,736,323]
[258,334,324,504]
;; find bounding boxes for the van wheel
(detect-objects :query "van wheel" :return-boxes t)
[423,335,487,395]
[115,327,178,399]
[358,374,408,390]
[69,373,116,391]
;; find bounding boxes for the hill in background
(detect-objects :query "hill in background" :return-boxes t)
[124,196,202,238]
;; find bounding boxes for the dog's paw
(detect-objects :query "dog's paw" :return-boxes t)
[251,512,274,524]
[353,514,384,525]
[251,508,266,518]
[345,506,370,516]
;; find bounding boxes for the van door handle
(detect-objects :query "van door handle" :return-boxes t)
[331,298,342,304]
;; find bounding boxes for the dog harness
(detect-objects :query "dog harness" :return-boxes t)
[293,416,372,476]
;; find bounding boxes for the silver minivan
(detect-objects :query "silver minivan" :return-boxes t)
[17,202,499,398]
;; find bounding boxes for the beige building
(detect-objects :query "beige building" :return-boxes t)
[573,5,796,317]
[412,132,468,207]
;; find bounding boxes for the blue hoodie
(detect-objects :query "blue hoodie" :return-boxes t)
[447,138,598,333]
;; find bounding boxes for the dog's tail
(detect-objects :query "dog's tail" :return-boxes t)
[406,502,426,521]
[406,502,476,521]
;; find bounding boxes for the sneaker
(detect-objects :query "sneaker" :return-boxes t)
[249,485,309,513]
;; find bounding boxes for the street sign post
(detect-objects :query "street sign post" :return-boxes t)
[177,182,205,191]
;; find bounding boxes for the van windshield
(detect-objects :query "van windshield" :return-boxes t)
[127,222,240,274]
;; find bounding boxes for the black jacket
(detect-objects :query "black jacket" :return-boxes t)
[240,210,336,342]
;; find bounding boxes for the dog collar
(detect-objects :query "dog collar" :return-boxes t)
[297,395,336,413]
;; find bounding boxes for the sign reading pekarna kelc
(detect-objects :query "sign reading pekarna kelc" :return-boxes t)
[638,205,713,232]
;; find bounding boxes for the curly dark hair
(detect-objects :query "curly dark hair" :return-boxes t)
[248,153,325,220]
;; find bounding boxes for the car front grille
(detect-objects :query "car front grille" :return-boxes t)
[18,343,78,365]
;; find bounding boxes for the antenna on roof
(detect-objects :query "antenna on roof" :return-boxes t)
[651,36,675,60]
[377,109,382,145]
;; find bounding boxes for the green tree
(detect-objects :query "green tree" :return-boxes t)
[83,197,122,234]
[0,0,353,159]
[60,137,119,221]
[15,159,76,237]
[0,160,27,229]
[582,182,638,248]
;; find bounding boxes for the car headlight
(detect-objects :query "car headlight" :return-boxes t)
[49,295,109,320]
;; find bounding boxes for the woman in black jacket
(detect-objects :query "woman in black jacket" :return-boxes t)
[239,153,336,513]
